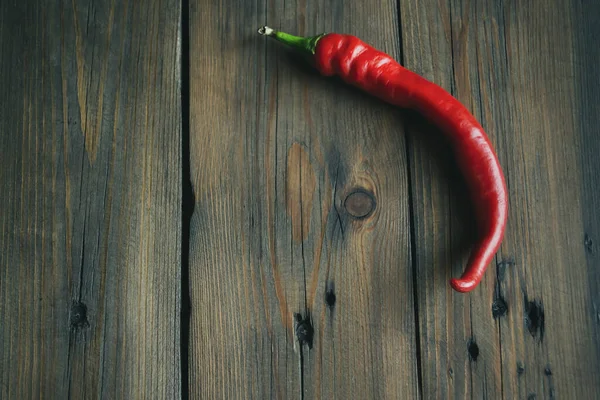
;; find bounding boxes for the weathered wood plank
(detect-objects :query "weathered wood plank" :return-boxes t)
[495,1,600,398]
[400,1,504,398]
[188,0,418,398]
[401,0,600,398]
[0,1,182,398]
[574,0,600,384]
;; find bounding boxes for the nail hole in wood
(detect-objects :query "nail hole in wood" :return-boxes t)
[524,296,545,341]
[467,338,479,362]
[325,281,336,308]
[295,313,314,349]
[344,189,376,219]
[584,233,593,253]
[492,296,508,318]
[70,301,89,329]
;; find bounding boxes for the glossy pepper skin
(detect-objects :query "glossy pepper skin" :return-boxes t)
[259,27,508,293]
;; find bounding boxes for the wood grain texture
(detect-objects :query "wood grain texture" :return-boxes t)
[400,0,505,397]
[188,0,418,398]
[400,1,478,398]
[0,1,182,398]
[574,0,600,381]
[401,0,600,398]
[494,1,600,398]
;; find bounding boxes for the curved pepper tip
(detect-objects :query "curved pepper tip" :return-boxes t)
[449,278,476,293]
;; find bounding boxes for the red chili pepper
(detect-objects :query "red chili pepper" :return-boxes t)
[258,26,508,293]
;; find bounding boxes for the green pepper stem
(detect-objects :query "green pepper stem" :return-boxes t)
[258,26,323,55]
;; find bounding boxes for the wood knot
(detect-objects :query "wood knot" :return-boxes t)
[344,189,375,219]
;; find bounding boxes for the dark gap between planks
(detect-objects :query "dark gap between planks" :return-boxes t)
[181,0,193,398]
[395,0,424,398]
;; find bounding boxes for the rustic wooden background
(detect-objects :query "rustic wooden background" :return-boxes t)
[1,0,599,399]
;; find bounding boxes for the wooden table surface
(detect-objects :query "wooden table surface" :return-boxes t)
[1,0,599,399]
